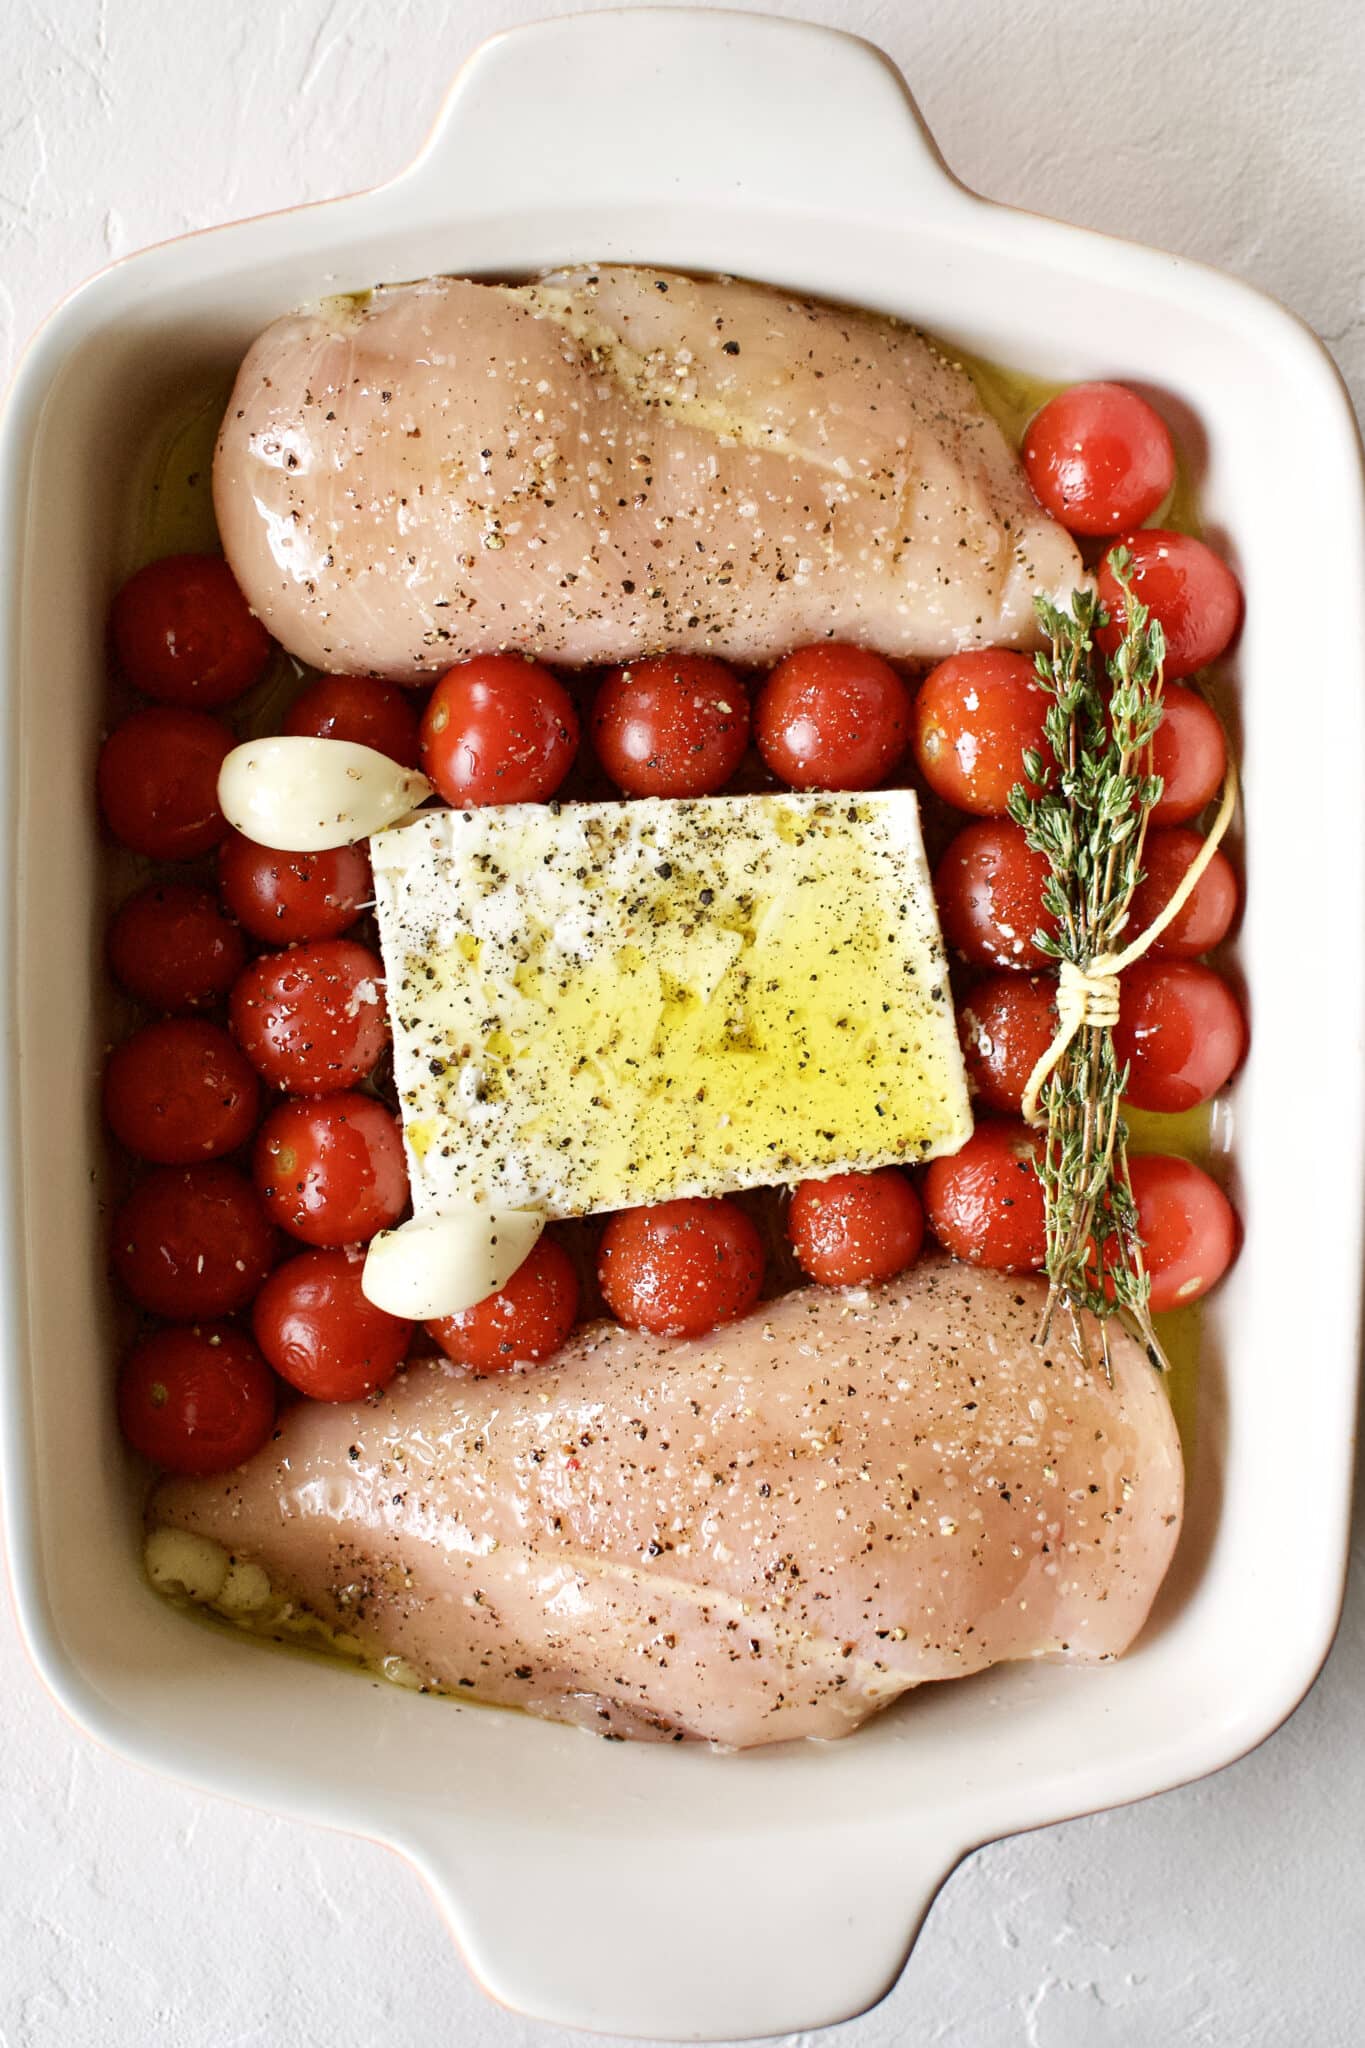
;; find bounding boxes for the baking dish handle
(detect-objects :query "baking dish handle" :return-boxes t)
[400,7,974,227]
[403,1806,962,2038]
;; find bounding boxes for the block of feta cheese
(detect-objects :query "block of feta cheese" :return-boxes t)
[370,790,972,1218]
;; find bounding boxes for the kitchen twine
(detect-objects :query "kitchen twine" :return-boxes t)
[1019,755,1240,1127]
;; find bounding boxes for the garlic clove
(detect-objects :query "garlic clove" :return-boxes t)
[218,736,433,851]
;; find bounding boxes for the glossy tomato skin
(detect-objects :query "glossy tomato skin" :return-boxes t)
[117,1323,276,1475]
[1096,531,1242,679]
[97,707,232,861]
[1113,960,1246,1112]
[218,831,372,945]
[253,1093,408,1247]
[755,644,913,790]
[1022,384,1175,536]
[591,655,749,798]
[923,1120,1046,1272]
[253,1246,411,1400]
[787,1169,924,1288]
[420,655,579,805]
[107,881,246,1013]
[1149,684,1227,824]
[1126,1154,1238,1312]
[112,1164,275,1319]
[284,675,422,768]
[912,649,1049,818]
[598,1197,764,1338]
[1127,827,1238,959]
[958,973,1059,1116]
[103,1018,260,1164]
[934,821,1056,971]
[427,1236,580,1373]
[110,554,270,709]
[229,939,387,1094]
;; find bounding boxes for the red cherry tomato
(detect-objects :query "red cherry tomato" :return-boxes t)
[1022,383,1176,536]
[912,649,1049,818]
[598,1197,764,1338]
[107,881,246,1013]
[103,1018,260,1164]
[1148,684,1227,825]
[923,1120,1046,1272]
[1126,1154,1238,1313]
[1096,532,1242,680]
[218,831,372,945]
[1127,828,1238,959]
[109,554,271,708]
[427,1235,580,1373]
[787,1169,924,1288]
[419,655,579,806]
[755,644,913,790]
[97,707,232,861]
[112,1164,275,1319]
[253,1093,408,1247]
[117,1324,276,1475]
[591,654,749,798]
[1112,960,1246,1113]
[229,939,387,1094]
[284,675,421,769]
[958,973,1059,1116]
[253,1246,411,1400]
[934,821,1056,971]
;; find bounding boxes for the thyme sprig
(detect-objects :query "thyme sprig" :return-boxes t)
[1007,552,1168,1375]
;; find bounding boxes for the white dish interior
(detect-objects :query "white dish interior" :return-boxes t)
[2,10,1362,2039]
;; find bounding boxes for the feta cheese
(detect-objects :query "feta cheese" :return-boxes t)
[371,790,971,1219]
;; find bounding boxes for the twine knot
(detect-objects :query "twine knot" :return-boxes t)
[1055,956,1121,1033]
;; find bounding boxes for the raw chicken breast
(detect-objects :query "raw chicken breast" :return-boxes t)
[148,1260,1182,1749]
[213,267,1082,677]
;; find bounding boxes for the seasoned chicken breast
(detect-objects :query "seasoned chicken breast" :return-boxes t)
[213,267,1082,677]
[148,1260,1181,1748]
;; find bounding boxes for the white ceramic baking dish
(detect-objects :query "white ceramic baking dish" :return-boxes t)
[2,9,1362,2039]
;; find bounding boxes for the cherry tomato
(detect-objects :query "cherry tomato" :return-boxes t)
[922,1120,1046,1272]
[103,1018,260,1164]
[1112,960,1246,1113]
[97,707,232,861]
[1126,827,1238,959]
[107,881,246,1013]
[958,973,1059,1116]
[755,644,913,790]
[109,553,271,708]
[112,1163,275,1319]
[591,654,749,798]
[1125,1154,1238,1312]
[788,1169,924,1288]
[284,675,421,768]
[229,939,387,1094]
[420,655,579,806]
[1148,684,1227,825]
[1022,383,1176,536]
[934,821,1055,970]
[253,1093,408,1246]
[253,1246,411,1400]
[117,1324,276,1475]
[911,649,1049,817]
[598,1197,764,1338]
[1096,531,1242,680]
[218,831,372,945]
[427,1235,580,1373]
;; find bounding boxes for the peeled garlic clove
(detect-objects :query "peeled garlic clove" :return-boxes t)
[362,1206,545,1320]
[218,736,433,851]
[144,1528,230,1603]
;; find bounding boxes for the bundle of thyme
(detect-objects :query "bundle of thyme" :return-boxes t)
[1008,553,1168,1375]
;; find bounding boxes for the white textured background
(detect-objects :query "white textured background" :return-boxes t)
[2,2,1363,2043]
